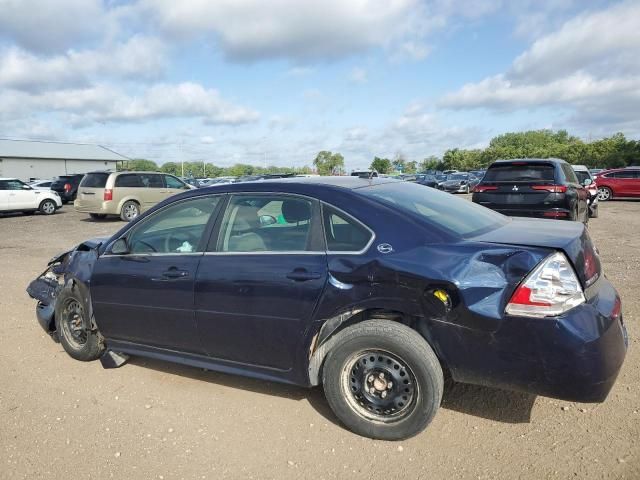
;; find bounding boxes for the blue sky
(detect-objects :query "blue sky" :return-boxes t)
[0,0,638,170]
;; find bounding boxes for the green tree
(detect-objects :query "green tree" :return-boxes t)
[405,160,418,174]
[313,151,345,175]
[120,158,158,171]
[419,156,444,172]
[370,156,392,174]
[160,162,180,175]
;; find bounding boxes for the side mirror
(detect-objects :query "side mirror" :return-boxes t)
[22,184,33,190]
[259,215,277,227]
[583,178,592,186]
[110,238,130,255]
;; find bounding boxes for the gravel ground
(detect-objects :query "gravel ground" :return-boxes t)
[1,198,638,480]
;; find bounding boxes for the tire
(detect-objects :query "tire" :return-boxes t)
[89,213,107,220]
[322,320,444,440]
[39,199,57,215]
[54,288,105,361]
[120,201,140,222]
[597,187,612,201]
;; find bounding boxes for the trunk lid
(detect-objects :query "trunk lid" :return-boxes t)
[472,218,600,287]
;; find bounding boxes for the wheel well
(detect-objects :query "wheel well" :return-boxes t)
[308,308,448,386]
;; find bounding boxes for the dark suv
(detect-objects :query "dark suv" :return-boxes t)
[50,174,86,204]
[472,159,590,223]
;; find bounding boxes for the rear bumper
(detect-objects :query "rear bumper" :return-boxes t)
[74,200,117,215]
[437,276,627,402]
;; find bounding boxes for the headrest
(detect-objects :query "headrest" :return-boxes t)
[232,204,261,232]
[282,200,311,223]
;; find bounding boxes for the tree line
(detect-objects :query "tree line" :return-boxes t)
[120,130,640,177]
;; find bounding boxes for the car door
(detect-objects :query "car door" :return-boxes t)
[630,171,640,197]
[139,173,166,210]
[562,164,589,219]
[163,175,190,199]
[0,180,10,210]
[91,195,223,352]
[5,179,38,209]
[194,194,328,370]
[615,171,638,196]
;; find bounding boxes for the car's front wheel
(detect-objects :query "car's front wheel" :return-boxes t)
[54,288,105,361]
[39,199,57,215]
[322,320,443,440]
[597,187,612,201]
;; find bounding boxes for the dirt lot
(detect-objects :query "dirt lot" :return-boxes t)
[1,199,638,480]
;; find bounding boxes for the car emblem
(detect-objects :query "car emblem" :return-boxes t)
[377,243,394,254]
[512,185,519,191]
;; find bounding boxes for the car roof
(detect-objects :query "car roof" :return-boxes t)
[0,177,19,181]
[572,165,589,171]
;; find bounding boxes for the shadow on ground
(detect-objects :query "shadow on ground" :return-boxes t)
[126,357,535,427]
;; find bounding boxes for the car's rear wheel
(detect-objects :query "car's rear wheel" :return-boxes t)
[39,199,57,215]
[597,187,612,201]
[89,213,107,220]
[54,289,104,361]
[322,320,443,440]
[120,201,140,222]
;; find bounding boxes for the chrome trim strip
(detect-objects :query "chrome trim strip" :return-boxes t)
[203,251,324,256]
[102,252,204,258]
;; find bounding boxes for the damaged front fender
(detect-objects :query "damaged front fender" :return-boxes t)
[26,239,103,335]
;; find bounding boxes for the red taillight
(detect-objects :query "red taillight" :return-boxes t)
[64,183,72,192]
[543,211,569,218]
[104,189,113,201]
[531,185,567,193]
[583,244,600,286]
[509,285,552,307]
[473,185,498,193]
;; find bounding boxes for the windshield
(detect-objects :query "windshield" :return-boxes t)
[435,175,447,181]
[360,182,508,238]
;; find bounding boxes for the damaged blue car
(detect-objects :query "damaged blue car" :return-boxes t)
[27,177,627,440]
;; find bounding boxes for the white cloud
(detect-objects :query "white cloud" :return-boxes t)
[0,36,167,92]
[142,0,432,62]
[0,82,260,126]
[439,2,640,133]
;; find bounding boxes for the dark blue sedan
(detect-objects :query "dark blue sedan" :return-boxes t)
[27,177,627,440]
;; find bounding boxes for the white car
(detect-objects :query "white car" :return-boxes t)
[0,178,62,215]
[28,179,54,190]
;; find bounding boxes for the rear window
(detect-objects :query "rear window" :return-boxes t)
[360,182,508,238]
[80,173,109,188]
[574,171,591,184]
[483,163,555,182]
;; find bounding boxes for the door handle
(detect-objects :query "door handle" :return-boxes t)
[286,269,322,281]
[152,268,190,281]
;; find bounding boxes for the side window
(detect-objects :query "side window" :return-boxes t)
[562,164,578,184]
[127,196,221,254]
[140,174,163,188]
[165,175,186,189]
[322,205,373,252]
[5,179,26,190]
[0,180,7,190]
[217,195,313,252]
[115,174,142,188]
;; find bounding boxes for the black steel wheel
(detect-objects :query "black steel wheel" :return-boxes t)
[343,350,418,421]
[54,288,105,361]
[323,320,443,440]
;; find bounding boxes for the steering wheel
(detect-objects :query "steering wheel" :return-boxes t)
[164,231,196,253]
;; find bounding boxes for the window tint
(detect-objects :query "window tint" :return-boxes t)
[613,171,637,179]
[164,175,186,189]
[574,171,591,184]
[217,195,313,252]
[140,174,163,188]
[360,182,508,238]
[80,173,109,188]
[127,196,221,254]
[483,164,555,182]
[0,179,26,190]
[115,174,142,188]
[323,205,372,252]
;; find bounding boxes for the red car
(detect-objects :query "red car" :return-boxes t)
[595,167,640,201]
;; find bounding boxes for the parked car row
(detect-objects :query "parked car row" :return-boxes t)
[0,178,62,215]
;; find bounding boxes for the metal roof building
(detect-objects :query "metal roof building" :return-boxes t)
[0,139,128,181]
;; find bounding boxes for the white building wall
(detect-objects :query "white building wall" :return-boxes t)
[0,158,117,181]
